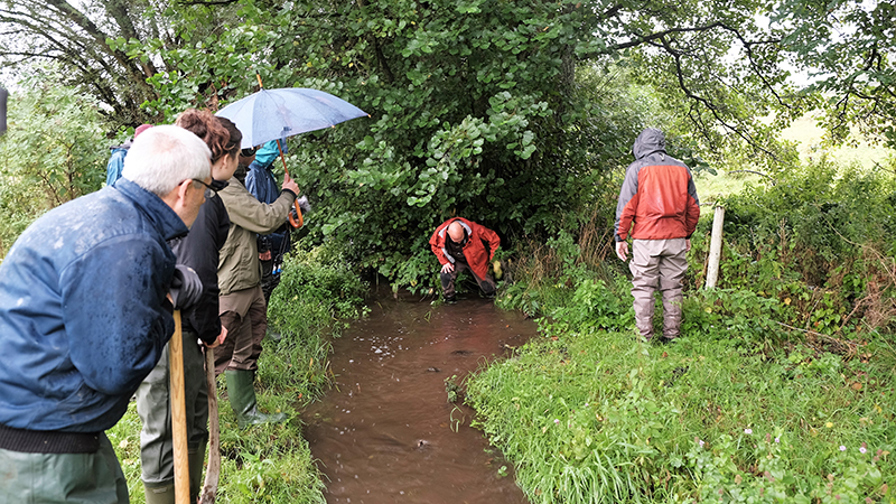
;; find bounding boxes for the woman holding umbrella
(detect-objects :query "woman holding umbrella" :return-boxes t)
[135,109,238,504]
[213,138,298,429]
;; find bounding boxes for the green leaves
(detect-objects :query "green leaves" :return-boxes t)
[0,72,105,256]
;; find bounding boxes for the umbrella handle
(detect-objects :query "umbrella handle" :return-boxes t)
[275,139,303,229]
[289,204,304,229]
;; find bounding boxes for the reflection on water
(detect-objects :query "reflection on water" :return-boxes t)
[302,292,538,504]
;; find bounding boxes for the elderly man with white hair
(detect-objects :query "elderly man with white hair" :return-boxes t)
[0,125,212,503]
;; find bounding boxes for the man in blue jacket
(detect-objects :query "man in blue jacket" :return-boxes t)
[0,125,212,503]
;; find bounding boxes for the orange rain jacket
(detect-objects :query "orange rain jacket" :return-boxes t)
[429,217,500,280]
[614,128,700,242]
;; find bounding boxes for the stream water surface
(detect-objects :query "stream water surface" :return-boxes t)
[302,292,539,504]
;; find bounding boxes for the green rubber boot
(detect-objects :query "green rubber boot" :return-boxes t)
[143,481,175,504]
[225,369,287,429]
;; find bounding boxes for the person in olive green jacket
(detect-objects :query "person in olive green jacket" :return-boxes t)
[215,152,299,428]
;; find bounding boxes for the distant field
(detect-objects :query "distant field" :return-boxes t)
[781,115,894,171]
[695,115,894,202]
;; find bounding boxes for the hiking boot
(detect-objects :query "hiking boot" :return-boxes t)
[444,295,457,305]
[225,369,287,429]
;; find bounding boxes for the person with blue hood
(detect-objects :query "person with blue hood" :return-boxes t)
[614,128,700,343]
[245,141,310,338]
[0,125,210,503]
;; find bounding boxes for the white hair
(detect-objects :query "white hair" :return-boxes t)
[121,125,212,197]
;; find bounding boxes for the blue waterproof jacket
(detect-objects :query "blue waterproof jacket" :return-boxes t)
[0,179,187,432]
[245,141,290,256]
[245,140,281,205]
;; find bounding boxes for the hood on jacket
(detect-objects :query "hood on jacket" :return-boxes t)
[632,128,666,160]
[110,137,134,152]
[253,140,283,168]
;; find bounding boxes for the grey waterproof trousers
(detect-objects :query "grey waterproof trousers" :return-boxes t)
[135,329,209,487]
[0,434,128,504]
[630,238,689,339]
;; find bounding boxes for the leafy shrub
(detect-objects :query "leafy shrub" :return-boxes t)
[700,158,896,334]
[680,288,787,346]
[0,72,106,257]
[544,276,634,335]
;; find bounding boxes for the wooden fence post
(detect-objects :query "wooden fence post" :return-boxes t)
[705,206,725,289]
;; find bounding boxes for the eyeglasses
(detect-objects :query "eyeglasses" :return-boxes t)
[240,147,258,157]
[191,178,218,199]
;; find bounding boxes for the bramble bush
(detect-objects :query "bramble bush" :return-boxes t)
[702,157,896,336]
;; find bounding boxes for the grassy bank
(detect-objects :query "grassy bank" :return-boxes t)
[109,244,367,503]
[467,294,895,502]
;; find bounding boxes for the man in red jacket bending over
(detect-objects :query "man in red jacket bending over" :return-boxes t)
[614,128,700,342]
[430,217,501,303]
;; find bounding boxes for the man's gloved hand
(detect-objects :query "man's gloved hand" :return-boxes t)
[296,195,311,214]
[169,265,203,310]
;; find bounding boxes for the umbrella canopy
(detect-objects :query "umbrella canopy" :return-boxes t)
[216,87,367,148]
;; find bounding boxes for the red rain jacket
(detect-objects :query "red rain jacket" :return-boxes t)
[614,129,700,242]
[429,217,500,280]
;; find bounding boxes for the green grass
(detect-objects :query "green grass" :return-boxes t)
[693,114,895,206]
[466,322,896,503]
[781,115,894,172]
[693,170,763,205]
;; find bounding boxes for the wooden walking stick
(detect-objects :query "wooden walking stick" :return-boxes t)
[168,310,191,504]
[199,348,221,504]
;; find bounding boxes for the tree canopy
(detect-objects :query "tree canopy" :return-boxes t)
[1,0,892,287]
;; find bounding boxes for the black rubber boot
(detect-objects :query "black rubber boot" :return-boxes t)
[188,445,205,502]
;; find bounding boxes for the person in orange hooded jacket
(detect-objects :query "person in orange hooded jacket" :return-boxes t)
[614,128,700,342]
[430,217,500,303]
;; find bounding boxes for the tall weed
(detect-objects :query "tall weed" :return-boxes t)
[264,242,369,399]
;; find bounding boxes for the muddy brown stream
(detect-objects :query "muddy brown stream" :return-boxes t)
[302,292,538,504]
